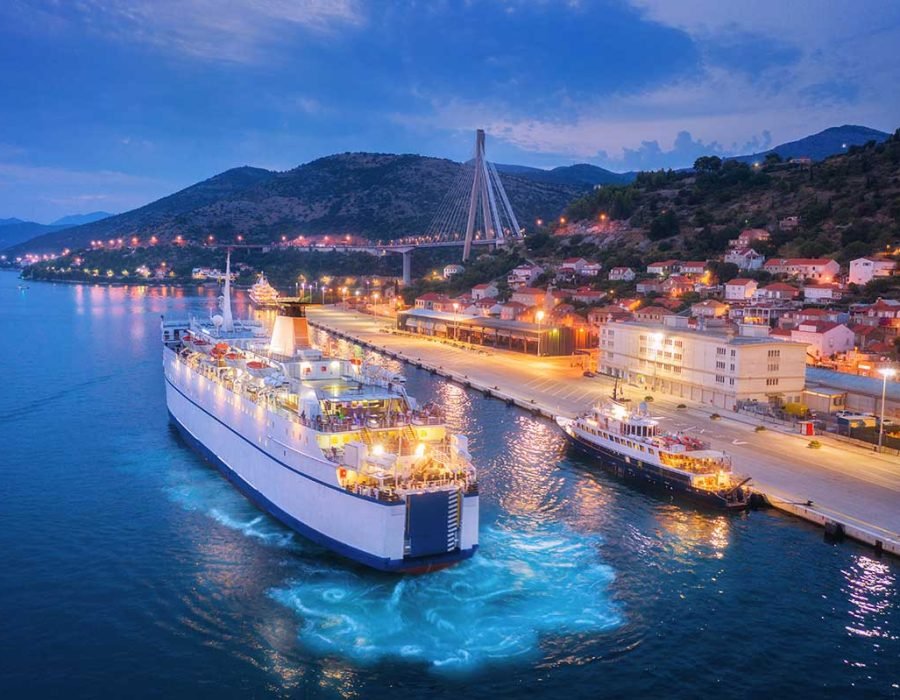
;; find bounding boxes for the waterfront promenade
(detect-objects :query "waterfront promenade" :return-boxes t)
[309,307,900,555]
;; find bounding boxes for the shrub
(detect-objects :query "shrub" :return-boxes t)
[677,403,687,409]
[710,413,721,420]
[644,395,654,402]
[755,425,767,432]
[807,440,822,449]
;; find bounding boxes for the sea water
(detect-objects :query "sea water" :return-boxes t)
[0,272,897,699]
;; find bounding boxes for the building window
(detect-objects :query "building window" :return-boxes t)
[716,375,725,383]
[766,378,779,386]
[768,349,781,358]
[717,347,726,355]
[716,360,726,369]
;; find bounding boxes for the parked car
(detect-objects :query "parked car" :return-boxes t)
[582,371,595,378]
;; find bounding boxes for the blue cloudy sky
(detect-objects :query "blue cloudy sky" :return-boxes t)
[1,0,899,222]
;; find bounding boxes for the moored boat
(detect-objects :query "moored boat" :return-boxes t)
[556,401,750,509]
[248,272,280,308]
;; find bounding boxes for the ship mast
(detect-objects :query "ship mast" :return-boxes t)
[222,249,234,332]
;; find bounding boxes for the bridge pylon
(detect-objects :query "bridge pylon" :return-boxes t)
[462,129,521,262]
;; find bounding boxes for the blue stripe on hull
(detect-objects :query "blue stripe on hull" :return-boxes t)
[168,410,477,573]
[562,429,741,510]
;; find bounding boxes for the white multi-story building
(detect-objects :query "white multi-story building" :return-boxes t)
[597,318,807,409]
[848,257,896,286]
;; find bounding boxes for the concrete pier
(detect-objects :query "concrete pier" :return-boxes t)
[308,307,900,557]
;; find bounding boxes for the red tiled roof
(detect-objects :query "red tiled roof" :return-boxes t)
[727,278,756,286]
[514,287,545,295]
[763,283,799,292]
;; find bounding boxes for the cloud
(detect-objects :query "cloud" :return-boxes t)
[395,3,900,170]
[44,0,364,63]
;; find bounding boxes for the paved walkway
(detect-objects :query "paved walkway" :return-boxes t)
[309,307,900,554]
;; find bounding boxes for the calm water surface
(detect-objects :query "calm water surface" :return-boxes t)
[1,271,898,698]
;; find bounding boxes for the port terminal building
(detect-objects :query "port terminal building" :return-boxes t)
[397,309,575,356]
[598,316,808,410]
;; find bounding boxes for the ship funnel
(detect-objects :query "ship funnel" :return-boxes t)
[221,250,234,332]
[269,301,310,357]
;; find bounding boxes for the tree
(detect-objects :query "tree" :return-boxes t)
[764,152,782,166]
[648,210,680,241]
[694,155,722,172]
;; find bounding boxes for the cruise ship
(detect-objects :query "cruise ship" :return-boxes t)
[248,272,280,308]
[161,256,478,572]
[556,401,750,509]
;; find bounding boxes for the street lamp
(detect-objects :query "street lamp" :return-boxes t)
[322,286,328,305]
[453,302,460,340]
[536,309,545,356]
[373,291,380,316]
[877,367,897,452]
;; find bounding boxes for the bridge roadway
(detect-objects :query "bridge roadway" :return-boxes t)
[307,307,900,556]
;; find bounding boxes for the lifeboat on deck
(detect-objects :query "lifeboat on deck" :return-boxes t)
[245,360,273,377]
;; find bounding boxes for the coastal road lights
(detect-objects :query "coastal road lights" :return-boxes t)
[536,309,545,356]
[877,367,897,452]
[322,286,328,305]
[373,291,381,316]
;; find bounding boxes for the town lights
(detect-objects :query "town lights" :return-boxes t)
[877,367,897,452]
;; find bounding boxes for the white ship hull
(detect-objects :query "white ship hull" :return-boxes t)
[164,348,478,572]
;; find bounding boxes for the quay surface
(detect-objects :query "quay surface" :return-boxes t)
[308,307,900,556]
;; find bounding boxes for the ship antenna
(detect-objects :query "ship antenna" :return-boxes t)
[222,249,234,332]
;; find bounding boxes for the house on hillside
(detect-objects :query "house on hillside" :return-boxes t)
[783,321,856,360]
[511,287,547,308]
[647,260,679,276]
[754,282,800,301]
[764,258,840,281]
[581,262,603,277]
[633,305,670,323]
[848,257,896,286]
[677,261,708,276]
[588,305,634,325]
[724,278,758,301]
[724,247,765,270]
[471,282,499,300]
[558,258,588,276]
[803,284,843,303]
[691,300,729,319]
[730,228,770,248]
[608,266,636,281]
[507,263,543,289]
[415,292,455,312]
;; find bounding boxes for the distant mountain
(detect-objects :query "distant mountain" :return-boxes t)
[10,156,582,254]
[734,125,890,164]
[0,222,68,251]
[495,162,634,187]
[0,217,27,227]
[51,211,112,226]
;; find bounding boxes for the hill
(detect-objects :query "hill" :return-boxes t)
[0,217,27,227]
[10,156,581,255]
[51,211,113,226]
[495,162,634,187]
[559,128,900,272]
[734,125,889,164]
[0,221,68,251]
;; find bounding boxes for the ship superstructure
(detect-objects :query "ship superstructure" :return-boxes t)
[248,273,280,308]
[161,255,478,572]
[557,401,750,509]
